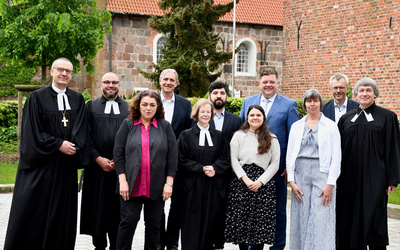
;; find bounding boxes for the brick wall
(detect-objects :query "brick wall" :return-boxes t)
[90,14,284,99]
[283,0,400,115]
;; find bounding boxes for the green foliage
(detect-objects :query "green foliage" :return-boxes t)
[188,97,202,107]
[0,61,39,97]
[295,99,332,119]
[226,97,244,116]
[82,90,91,103]
[140,0,237,97]
[0,125,17,143]
[0,0,112,82]
[0,101,18,127]
[347,85,353,99]
[187,97,244,117]
[0,101,18,154]
[296,99,307,119]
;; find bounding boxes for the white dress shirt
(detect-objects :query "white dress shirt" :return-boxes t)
[160,92,175,124]
[260,93,277,116]
[334,97,349,123]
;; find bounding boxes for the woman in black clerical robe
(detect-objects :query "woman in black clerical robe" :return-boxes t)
[174,99,230,250]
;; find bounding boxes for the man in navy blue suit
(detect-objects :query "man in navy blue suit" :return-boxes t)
[321,73,359,123]
[240,67,299,250]
[208,81,242,250]
[158,69,192,250]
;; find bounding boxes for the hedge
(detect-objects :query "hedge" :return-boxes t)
[1,98,311,129]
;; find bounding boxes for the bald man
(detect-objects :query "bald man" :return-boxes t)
[80,72,130,250]
[5,58,90,250]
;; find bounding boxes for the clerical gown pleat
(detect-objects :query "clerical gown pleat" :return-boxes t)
[336,103,400,249]
[175,126,230,250]
[80,96,129,235]
[4,85,90,250]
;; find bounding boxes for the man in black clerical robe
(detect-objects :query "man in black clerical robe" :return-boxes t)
[80,72,129,250]
[336,77,400,250]
[4,58,90,250]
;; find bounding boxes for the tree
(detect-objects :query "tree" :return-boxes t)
[0,0,111,84]
[140,0,236,97]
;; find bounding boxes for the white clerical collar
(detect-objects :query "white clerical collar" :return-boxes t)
[160,92,175,103]
[351,109,374,123]
[104,100,120,114]
[52,84,71,111]
[197,123,214,147]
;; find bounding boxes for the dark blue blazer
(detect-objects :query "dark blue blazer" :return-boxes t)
[321,98,359,122]
[209,110,242,142]
[171,94,192,139]
[239,93,299,171]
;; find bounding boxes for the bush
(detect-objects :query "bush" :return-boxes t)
[82,91,91,103]
[0,101,18,127]
[0,61,39,97]
[187,97,244,117]
[0,125,18,143]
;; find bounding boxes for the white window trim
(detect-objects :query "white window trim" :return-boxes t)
[235,38,257,77]
[153,33,166,65]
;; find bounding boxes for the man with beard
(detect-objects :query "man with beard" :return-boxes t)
[158,69,192,250]
[4,58,90,250]
[208,81,242,250]
[209,81,242,142]
[80,72,129,250]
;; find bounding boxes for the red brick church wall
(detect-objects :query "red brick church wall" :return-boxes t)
[282,0,400,115]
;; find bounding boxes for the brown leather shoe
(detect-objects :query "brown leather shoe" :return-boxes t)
[157,246,165,250]
[167,246,178,250]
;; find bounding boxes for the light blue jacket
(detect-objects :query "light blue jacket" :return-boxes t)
[240,93,299,171]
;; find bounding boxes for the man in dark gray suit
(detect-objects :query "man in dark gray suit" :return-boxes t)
[208,81,242,250]
[321,73,359,123]
[158,69,192,250]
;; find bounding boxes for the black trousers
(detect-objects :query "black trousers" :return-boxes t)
[159,195,181,248]
[116,196,164,250]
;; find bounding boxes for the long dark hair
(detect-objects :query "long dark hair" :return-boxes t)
[129,90,164,122]
[241,105,273,154]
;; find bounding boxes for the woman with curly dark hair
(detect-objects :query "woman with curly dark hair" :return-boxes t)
[225,104,280,250]
[113,90,178,250]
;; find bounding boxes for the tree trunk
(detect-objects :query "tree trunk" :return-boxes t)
[41,54,46,85]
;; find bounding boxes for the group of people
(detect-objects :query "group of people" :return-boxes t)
[3,57,400,250]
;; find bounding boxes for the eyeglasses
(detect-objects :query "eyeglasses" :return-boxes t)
[331,86,346,91]
[101,80,120,85]
[53,67,73,75]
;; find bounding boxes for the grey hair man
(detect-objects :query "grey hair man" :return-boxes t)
[321,73,358,122]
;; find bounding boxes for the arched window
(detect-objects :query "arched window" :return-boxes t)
[235,38,257,76]
[156,37,166,60]
[237,43,249,73]
[153,34,167,65]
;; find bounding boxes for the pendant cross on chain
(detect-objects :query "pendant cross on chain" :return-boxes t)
[62,115,68,127]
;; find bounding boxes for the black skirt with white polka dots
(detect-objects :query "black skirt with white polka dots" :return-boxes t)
[225,164,276,245]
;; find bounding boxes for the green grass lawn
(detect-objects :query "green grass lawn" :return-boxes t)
[0,161,83,184]
[0,162,18,184]
[388,187,400,205]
